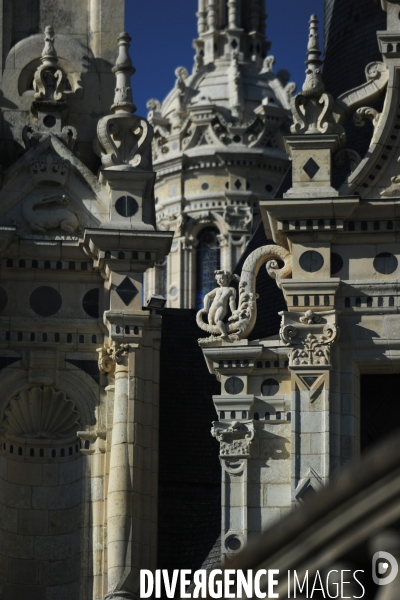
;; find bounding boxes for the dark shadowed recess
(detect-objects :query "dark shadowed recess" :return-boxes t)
[157,309,221,590]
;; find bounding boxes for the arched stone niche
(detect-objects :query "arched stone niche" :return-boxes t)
[0,369,99,600]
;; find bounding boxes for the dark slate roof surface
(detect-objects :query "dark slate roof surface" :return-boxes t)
[157,309,221,590]
[233,222,287,340]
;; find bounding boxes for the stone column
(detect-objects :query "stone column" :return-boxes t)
[197,0,207,35]
[99,343,135,600]
[212,421,255,562]
[250,0,260,32]
[207,0,217,32]
[227,0,239,29]
[279,309,339,502]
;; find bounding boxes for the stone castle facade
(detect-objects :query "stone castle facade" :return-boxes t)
[0,0,397,599]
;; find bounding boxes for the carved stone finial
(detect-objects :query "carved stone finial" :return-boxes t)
[289,15,344,138]
[96,32,153,170]
[41,26,58,66]
[302,15,325,97]
[33,25,67,103]
[111,32,136,114]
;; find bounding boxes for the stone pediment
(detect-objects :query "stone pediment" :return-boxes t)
[0,135,109,239]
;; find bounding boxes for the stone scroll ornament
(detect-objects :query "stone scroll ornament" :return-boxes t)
[97,343,130,374]
[196,244,292,343]
[96,32,153,169]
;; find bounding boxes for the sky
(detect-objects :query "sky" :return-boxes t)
[125,0,324,117]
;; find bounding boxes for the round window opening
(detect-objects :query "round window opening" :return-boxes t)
[225,377,244,395]
[261,378,280,397]
[115,195,139,218]
[30,286,62,317]
[374,252,398,275]
[43,115,56,128]
[299,250,324,273]
[226,536,242,552]
[331,253,344,275]
[0,287,8,312]
[201,182,209,190]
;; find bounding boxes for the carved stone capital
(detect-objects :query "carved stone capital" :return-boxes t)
[211,420,255,457]
[97,343,130,374]
[280,310,339,368]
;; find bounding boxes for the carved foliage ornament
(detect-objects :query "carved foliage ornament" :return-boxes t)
[280,312,339,367]
[197,244,292,343]
[211,421,255,457]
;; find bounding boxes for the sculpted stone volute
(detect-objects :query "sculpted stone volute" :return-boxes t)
[197,244,292,343]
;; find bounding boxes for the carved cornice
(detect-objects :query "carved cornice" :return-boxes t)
[279,310,339,369]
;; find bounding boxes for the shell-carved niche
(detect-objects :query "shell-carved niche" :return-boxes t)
[3,386,80,440]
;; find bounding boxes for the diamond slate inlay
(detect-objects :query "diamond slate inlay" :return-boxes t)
[116,277,138,306]
[303,158,320,179]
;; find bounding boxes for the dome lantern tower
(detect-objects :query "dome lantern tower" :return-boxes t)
[145,0,295,309]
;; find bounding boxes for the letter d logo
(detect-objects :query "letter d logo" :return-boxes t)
[372,551,398,586]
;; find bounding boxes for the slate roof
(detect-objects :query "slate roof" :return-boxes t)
[157,309,221,589]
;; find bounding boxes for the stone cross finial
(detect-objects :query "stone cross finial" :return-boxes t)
[111,32,137,114]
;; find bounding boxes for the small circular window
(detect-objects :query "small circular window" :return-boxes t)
[30,286,62,317]
[225,377,244,395]
[299,250,324,273]
[261,379,279,396]
[374,252,398,275]
[115,196,139,217]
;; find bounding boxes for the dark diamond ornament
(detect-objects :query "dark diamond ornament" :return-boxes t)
[303,158,320,179]
[116,277,138,306]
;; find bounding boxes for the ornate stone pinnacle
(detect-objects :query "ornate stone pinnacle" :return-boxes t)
[111,32,137,114]
[302,14,325,97]
[33,25,67,104]
[41,26,58,67]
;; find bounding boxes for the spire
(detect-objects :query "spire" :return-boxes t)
[111,32,136,114]
[302,15,325,97]
[96,32,152,171]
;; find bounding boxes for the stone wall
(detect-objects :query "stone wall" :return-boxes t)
[0,450,85,600]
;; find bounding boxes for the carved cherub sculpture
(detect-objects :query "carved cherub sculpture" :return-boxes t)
[202,270,240,339]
